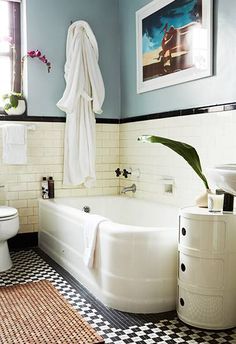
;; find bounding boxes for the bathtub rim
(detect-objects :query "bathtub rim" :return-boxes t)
[39,197,179,233]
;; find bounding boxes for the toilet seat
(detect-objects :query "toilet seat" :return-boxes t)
[0,207,18,221]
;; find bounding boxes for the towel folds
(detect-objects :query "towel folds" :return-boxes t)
[57,20,105,187]
[2,124,27,165]
[83,214,107,268]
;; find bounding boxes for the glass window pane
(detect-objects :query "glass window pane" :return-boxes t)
[0,1,10,34]
[0,56,11,108]
[0,1,10,53]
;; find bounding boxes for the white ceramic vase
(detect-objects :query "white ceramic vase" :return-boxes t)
[195,189,212,208]
[5,99,26,115]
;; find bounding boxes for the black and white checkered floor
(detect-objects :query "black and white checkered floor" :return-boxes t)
[0,249,235,344]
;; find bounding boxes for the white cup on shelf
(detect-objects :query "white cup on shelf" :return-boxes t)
[208,194,224,212]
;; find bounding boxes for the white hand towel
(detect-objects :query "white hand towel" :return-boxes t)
[5,124,26,144]
[83,214,107,268]
[2,124,27,165]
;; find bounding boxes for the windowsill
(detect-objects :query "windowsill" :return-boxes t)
[0,108,27,120]
[0,112,66,123]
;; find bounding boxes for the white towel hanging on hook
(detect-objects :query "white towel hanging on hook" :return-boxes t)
[57,21,105,187]
[1,123,34,165]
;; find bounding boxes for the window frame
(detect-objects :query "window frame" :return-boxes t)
[0,0,21,114]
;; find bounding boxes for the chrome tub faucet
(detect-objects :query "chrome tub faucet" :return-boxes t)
[121,184,136,194]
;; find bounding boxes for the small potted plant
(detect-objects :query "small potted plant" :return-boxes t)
[2,45,51,115]
[2,92,26,115]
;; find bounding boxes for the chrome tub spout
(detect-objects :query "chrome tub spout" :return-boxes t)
[121,184,136,194]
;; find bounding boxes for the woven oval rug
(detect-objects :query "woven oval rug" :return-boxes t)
[0,280,104,344]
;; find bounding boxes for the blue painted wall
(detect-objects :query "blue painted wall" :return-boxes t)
[25,0,120,118]
[119,0,236,118]
[24,0,236,119]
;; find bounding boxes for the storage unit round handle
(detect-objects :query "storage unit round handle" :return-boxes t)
[181,227,186,236]
[180,298,185,307]
[181,263,186,272]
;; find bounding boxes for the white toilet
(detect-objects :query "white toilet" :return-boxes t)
[0,206,19,272]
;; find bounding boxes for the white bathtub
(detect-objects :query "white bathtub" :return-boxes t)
[39,196,179,313]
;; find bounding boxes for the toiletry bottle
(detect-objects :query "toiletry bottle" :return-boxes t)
[48,176,55,199]
[41,177,49,199]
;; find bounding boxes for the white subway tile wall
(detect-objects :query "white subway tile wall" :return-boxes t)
[120,111,236,208]
[3,110,236,233]
[0,121,119,233]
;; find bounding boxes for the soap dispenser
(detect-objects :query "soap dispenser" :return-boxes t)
[48,176,55,199]
[41,177,49,199]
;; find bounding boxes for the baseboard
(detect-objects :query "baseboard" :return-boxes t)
[8,232,38,251]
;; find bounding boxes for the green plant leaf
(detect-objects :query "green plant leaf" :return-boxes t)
[9,94,19,108]
[4,103,12,110]
[138,135,209,189]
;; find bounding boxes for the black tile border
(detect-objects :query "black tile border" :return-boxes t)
[9,232,38,251]
[120,101,236,123]
[96,117,120,124]
[0,114,65,122]
[0,114,66,122]
[0,101,236,124]
[0,114,119,124]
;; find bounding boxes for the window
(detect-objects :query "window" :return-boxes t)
[0,0,21,109]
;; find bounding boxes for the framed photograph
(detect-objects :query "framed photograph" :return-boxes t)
[136,0,213,93]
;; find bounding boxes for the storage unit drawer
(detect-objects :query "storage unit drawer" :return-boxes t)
[179,217,226,252]
[177,286,223,329]
[178,252,224,289]
[178,208,236,329]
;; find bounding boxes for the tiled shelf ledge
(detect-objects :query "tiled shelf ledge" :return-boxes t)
[0,114,119,124]
[1,101,236,124]
[120,101,236,123]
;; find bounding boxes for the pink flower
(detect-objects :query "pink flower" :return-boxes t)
[27,50,36,58]
[39,55,47,63]
[25,49,51,73]
[35,50,41,57]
